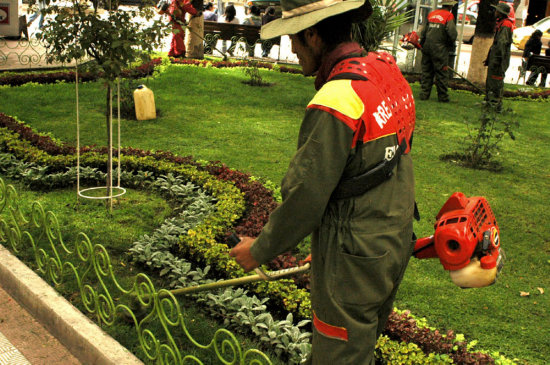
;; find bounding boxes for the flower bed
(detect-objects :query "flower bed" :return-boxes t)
[3,57,548,102]
[0,58,163,86]
[403,73,550,100]
[0,111,519,364]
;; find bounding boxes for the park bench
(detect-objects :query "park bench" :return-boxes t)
[517,54,550,85]
[203,20,280,58]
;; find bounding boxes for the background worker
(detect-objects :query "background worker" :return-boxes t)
[166,0,198,58]
[418,0,458,102]
[229,0,416,363]
[484,3,514,111]
[27,0,47,31]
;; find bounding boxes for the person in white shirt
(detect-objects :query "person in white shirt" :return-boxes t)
[220,4,239,24]
[203,2,218,21]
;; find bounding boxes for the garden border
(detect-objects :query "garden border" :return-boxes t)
[3,57,546,100]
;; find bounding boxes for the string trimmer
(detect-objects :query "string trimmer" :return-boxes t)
[129,192,503,311]
[413,192,504,288]
[130,234,310,304]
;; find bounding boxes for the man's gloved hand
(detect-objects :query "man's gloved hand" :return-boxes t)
[483,59,489,66]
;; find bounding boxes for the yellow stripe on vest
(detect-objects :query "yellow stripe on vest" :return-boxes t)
[308,79,364,120]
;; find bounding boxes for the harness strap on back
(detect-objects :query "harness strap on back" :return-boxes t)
[331,139,407,200]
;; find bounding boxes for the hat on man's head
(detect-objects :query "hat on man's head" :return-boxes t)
[491,3,510,16]
[260,0,372,40]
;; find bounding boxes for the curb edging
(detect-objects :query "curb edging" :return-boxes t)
[0,245,143,365]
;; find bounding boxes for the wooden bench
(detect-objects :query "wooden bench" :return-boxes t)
[203,21,280,58]
[526,54,550,73]
[518,54,550,85]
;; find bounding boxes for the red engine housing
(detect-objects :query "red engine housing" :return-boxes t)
[414,192,501,271]
[400,31,422,50]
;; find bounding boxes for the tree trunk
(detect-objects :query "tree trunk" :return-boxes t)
[467,0,499,85]
[186,13,204,59]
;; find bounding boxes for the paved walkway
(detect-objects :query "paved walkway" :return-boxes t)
[0,244,142,365]
[0,286,80,365]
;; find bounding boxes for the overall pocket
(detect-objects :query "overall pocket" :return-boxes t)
[332,249,390,307]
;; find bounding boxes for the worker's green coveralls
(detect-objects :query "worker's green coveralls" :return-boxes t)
[485,18,514,111]
[249,43,416,364]
[419,8,457,101]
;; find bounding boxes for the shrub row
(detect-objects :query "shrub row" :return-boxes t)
[0,112,516,363]
[3,56,547,102]
[0,111,311,317]
[0,150,313,363]
[403,73,550,100]
[0,58,163,86]
[170,58,303,75]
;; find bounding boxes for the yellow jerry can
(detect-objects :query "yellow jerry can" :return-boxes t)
[134,85,156,121]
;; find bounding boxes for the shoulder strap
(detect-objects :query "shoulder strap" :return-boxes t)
[330,139,407,200]
[327,52,415,201]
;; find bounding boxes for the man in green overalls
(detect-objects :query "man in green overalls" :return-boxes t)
[419,0,458,102]
[484,3,514,111]
[229,0,416,363]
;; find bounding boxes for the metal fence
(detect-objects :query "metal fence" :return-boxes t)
[0,37,54,71]
[0,178,272,364]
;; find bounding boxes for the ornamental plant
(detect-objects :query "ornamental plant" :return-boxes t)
[37,0,166,193]
[352,0,412,53]
[441,106,519,171]
[0,113,518,363]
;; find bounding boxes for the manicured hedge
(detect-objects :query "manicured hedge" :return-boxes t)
[0,58,163,86]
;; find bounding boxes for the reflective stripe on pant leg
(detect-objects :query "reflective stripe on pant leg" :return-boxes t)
[312,313,378,365]
[313,311,348,341]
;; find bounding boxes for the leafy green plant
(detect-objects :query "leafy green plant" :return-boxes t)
[240,59,275,87]
[376,335,454,364]
[129,198,312,363]
[352,0,413,52]
[441,106,519,171]
[38,0,166,192]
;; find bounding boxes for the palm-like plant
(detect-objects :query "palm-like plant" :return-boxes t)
[352,0,413,52]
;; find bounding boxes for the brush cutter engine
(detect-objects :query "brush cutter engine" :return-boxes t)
[400,31,422,50]
[413,192,504,288]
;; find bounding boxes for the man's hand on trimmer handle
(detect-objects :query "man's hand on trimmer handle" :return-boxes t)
[229,236,260,272]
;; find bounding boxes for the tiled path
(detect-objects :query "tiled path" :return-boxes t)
[0,332,30,365]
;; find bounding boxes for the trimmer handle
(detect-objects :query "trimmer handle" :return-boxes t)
[227,233,311,280]
[227,233,241,247]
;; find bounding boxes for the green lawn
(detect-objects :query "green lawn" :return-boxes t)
[1,64,549,363]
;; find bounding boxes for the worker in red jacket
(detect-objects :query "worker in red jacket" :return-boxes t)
[229,0,416,362]
[484,3,514,111]
[419,0,458,102]
[167,0,198,58]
